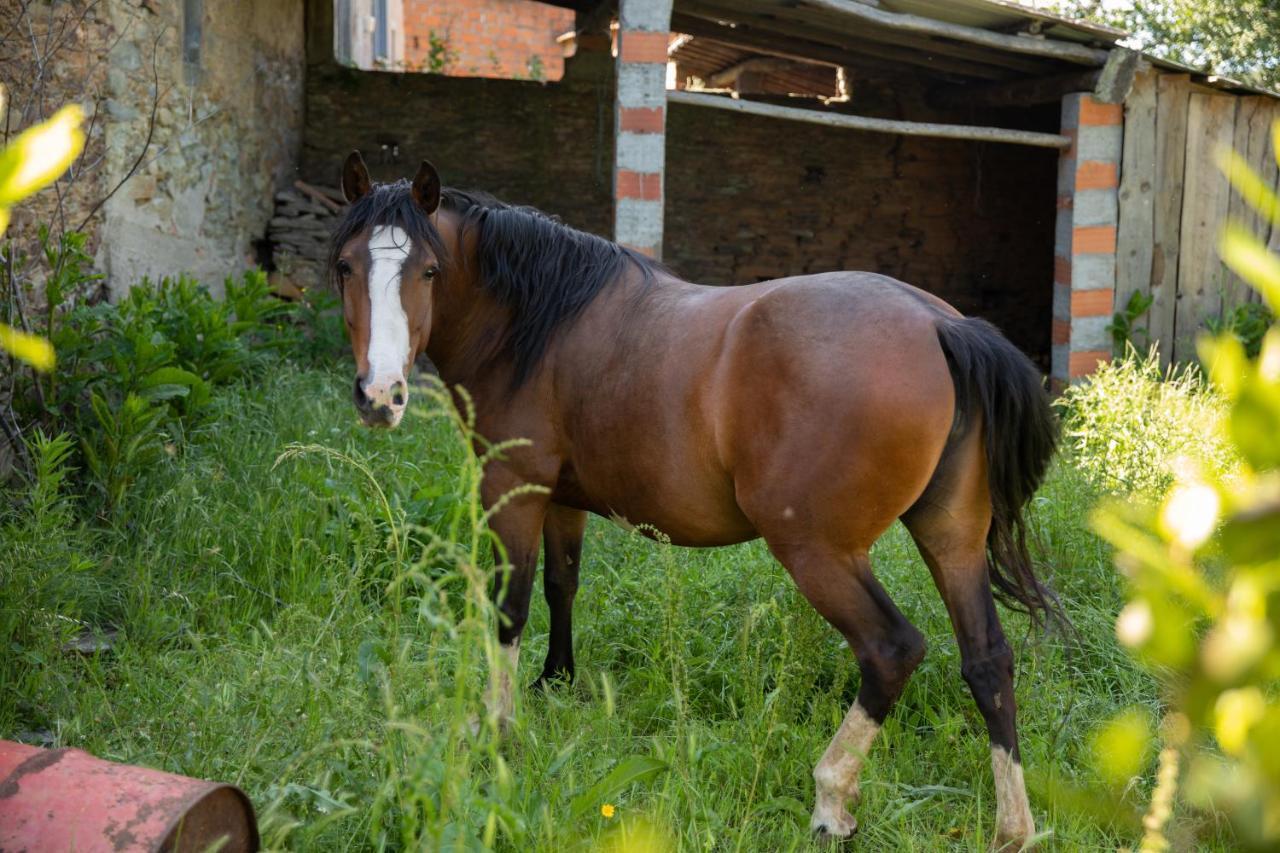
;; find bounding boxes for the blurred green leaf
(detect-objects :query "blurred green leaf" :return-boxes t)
[1230,380,1280,470]
[1093,707,1154,786]
[1220,225,1280,312]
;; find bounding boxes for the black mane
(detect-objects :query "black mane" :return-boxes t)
[329,180,660,386]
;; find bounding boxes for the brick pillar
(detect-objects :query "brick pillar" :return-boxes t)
[614,0,672,258]
[1053,94,1123,388]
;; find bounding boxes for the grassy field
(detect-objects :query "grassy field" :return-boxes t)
[2,359,1222,850]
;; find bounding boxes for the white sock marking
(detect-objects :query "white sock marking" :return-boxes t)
[488,639,520,726]
[991,745,1035,845]
[811,701,880,836]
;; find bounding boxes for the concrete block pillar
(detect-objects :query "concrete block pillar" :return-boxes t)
[614,0,672,258]
[1052,94,1123,387]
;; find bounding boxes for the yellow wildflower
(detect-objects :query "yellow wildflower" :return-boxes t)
[601,803,616,819]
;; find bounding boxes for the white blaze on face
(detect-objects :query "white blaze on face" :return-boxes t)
[365,225,412,385]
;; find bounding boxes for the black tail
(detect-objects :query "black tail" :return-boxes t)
[935,317,1063,626]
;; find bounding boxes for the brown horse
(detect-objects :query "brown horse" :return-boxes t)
[330,151,1059,848]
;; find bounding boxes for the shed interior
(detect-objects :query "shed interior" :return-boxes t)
[300,0,1129,369]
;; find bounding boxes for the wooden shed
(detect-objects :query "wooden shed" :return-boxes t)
[302,0,1280,384]
[20,0,1272,388]
[577,0,1278,386]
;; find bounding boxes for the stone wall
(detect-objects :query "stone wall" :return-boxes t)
[0,2,111,264]
[98,0,306,298]
[3,1,305,299]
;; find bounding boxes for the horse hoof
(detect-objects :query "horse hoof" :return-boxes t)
[811,824,857,845]
[990,833,1036,852]
[466,712,513,738]
[810,815,857,844]
[530,672,572,692]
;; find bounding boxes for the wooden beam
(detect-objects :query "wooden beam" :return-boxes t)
[1175,93,1237,360]
[1150,74,1192,369]
[938,69,1102,108]
[936,47,1142,108]
[708,57,794,88]
[1115,70,1157,329]
[667,89,1073,148]
[801,0,1111,66]
[1093,48,1142,104]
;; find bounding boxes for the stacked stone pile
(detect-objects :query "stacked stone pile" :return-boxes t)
[268,182,345,286]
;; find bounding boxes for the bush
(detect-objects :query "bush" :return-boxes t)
[4,231,344,511]
[1082,129,1280,850]
[1205,300,1275,358]
[1057,349,1240,496]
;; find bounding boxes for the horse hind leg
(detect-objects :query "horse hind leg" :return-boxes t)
[902,432,1035,849]
[768,542,927,839]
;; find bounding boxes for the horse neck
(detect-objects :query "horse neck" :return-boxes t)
[424,214,682,398]
[424,247,512,389]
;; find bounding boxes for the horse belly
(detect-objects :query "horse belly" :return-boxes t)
[552,458,756,547]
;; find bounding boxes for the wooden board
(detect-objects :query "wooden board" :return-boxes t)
[1175,92,1238,361]
[667,90,1071,148]
[1115,70,1157,324]
[1225,98,1279,306]
[1151,74,1191,368]
[1255,101,1280,305]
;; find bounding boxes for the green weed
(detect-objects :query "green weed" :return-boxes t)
[0,264,1245,849]
[0,360,1209,850]
[1058,349,1240,497]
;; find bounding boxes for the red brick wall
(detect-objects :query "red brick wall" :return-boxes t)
[402,0,575,81]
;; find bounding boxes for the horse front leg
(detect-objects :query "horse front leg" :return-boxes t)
[483,478,549,728]
[535,504,587,688]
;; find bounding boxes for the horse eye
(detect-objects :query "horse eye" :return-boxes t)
[424,265,439,280]
[336,259,352,277]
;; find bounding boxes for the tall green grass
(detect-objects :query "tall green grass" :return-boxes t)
[1058,348,1239,496]
[0,352,1239,850]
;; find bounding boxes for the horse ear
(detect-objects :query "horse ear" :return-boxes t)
[342,151,372,203]
[411,160,441,215]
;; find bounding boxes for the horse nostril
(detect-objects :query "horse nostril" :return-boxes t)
[390,381,407,407]
[353,376,371,409]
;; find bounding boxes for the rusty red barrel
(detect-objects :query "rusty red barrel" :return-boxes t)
[0,740,259,852]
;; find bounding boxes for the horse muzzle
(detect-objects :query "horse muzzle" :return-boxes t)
[354,374,408,428]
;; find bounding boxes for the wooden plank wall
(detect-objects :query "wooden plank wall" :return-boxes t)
[1176,93,1237,359]
[1229,97,1279,305]
[1116,70,1279,365]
